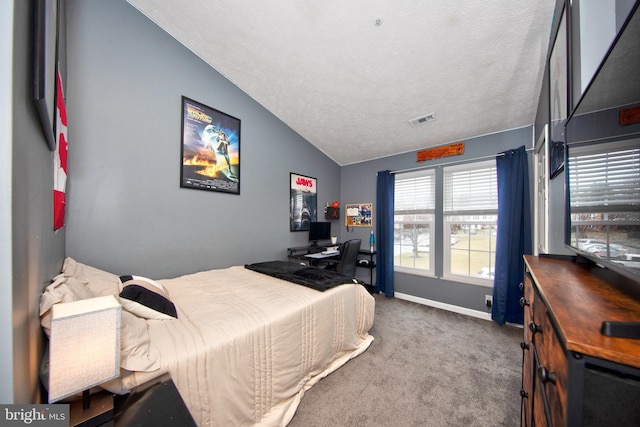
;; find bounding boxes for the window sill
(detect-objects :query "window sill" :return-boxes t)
[394,266,436,278]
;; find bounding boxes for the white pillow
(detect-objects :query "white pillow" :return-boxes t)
[40,270,161,373]
[119,310,161,372]
[61,257,121,296]
[118,276,177,320]
[39,275,99,337]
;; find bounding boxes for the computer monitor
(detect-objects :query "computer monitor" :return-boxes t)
[309,222,331,246]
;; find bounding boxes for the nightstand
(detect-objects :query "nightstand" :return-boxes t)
[113,374,196,427]
[69,391,115,427]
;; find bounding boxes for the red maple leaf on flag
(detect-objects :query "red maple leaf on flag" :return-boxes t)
[53,70,67,231]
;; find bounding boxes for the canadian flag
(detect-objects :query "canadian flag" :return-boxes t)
[53,70,67,231]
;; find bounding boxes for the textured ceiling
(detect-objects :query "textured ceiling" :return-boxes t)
[126,0,555,165]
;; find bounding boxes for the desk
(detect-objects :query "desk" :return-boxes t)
[288,245,376,290]
[304,251,339,259]
[287,243,339,261]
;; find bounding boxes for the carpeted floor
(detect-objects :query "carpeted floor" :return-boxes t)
[288,293,523,427]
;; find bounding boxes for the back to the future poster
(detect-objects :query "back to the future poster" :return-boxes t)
[180,96,240,194]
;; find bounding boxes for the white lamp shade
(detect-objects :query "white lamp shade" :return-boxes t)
[48,295,121,403]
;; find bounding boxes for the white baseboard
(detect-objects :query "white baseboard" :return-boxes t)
[394,292,492,321]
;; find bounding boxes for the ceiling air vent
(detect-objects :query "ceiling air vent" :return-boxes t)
[409,113,436,127]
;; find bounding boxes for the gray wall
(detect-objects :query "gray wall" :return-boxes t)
[340,126,534,312]
[1,0,13,405]
[5,0,67,403]
[65,0,341,279]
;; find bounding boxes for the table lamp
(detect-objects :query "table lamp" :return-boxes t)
[48,295,121,426]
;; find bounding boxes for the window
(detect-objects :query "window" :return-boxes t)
[394,170,435,276]
[443,160,498,284]
[568,141,640,262]
[393,160,498,286]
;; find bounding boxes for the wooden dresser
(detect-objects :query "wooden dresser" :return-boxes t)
[520,255,640,426]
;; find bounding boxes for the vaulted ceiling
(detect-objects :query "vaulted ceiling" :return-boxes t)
[126,1,556,165]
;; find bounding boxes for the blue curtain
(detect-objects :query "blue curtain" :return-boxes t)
[492,146,532,325]
[375,171,394,297]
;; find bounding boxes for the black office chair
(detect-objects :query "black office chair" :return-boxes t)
[325,239,361,277]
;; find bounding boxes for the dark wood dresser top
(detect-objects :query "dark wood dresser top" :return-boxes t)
[524,255,640,369]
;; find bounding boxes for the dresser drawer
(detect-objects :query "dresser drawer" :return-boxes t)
[522,272,535,346]
[531,289,568,426]
[520,272,536,426]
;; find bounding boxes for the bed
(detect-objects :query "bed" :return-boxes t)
[39,258,375,427]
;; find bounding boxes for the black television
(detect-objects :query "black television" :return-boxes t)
[564,2,640,285]
[308,222,331,246]
[564,3,640,338]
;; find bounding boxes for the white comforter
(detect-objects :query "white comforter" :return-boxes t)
[148,265,375,427]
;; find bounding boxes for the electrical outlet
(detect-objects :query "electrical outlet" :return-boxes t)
[485,295,492,309]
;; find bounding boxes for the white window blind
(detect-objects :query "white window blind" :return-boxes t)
[444,160,498,214]
[395,170,435,214]
[569,147,640,213]
[394,170,435,275]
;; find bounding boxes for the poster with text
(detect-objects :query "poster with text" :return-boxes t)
[290,173,317,231]
[181,97,240,194]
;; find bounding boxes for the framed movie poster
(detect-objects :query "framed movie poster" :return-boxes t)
[290,173,317,231]
[33,0,59,151]
[180,96,240,194]
[548,6,567,179]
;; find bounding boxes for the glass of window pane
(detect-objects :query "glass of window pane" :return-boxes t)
[447,218,497,280]
[394,219,431,270]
